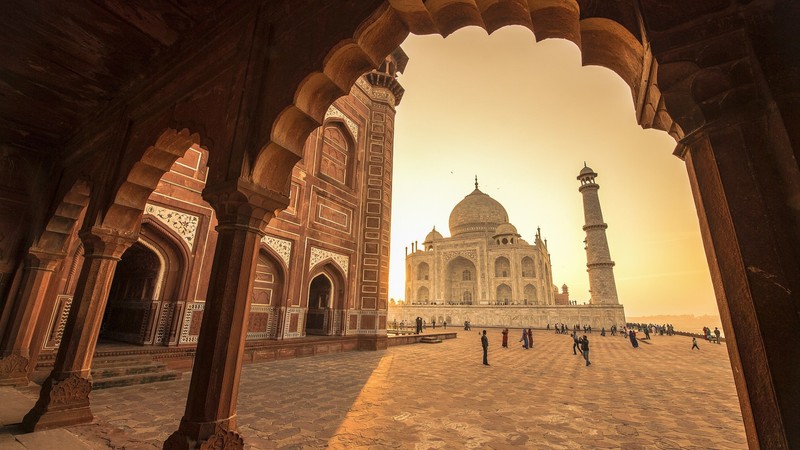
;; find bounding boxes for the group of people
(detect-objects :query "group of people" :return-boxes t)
[499,328,535,349]
[548,323,596,335]
[570,332,591,366]
[702,326,722,344]
[626,322,676,337]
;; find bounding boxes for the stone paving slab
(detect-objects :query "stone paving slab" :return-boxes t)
[1,332,746,449]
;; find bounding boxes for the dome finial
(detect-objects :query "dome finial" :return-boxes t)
[474,175,479,190]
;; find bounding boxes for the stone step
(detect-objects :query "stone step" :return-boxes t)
[420,336,443,344]
[91,362,168,379]
[90,355,157,368]
[92,371,183,390]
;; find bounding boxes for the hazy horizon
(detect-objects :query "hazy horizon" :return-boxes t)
[387,26,721,319]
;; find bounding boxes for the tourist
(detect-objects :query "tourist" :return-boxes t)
[572,331,580,355]
[432,319,436,329]
[481,330,489,366]
[581,335,591,366]
[714,327,721,344]
[601,327,606,336]
[527,328,533,348]
[547,323,550,331]
[443,320,447,329]
[520,328,529,349]
[501,328,509,348]
[692,337,700,350]
[629,329,639,349]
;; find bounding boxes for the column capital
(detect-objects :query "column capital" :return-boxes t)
[25,248,67,271]
[203,178,290,233]
[78,226,138,260]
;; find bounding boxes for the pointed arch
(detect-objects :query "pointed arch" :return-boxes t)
[250,0,668,193]
[102,128,203,232]
[305,261,348,336]
[33,179,91,255]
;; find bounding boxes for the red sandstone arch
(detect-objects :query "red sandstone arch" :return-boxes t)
[250,0,672,197]
[102,129,202,232]
[32,179,91,255]
[139,217,192,303]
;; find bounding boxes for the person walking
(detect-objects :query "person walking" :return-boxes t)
[520,328,529,349]
[691,337,700,350]
[629,329,639,349]
[581,335,590,366]
[714,327,721,344]
[572,331,580,355]
[481,330,490,365]
[527,328,534,348]
[501,328,509,348]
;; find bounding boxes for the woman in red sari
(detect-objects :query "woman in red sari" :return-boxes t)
[501,328,509,348]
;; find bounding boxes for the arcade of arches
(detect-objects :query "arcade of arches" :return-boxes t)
[0,1,798,449]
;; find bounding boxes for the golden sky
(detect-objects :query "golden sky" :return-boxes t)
[388,26,720,318]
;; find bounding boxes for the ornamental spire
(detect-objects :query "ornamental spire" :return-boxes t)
[475,175,479,190]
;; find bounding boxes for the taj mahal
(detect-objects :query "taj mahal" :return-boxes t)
[388,166,626,329]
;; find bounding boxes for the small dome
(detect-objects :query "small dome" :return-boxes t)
[578,163,597,180]
[449,187,509,237]
[424,227,443,243]
[494,222,518,236]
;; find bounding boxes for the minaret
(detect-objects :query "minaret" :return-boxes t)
[577,164,619,305]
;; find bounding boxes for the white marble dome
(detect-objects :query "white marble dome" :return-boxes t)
[494,222,518,236]
[424,227,444,243]
[448,187,509,237]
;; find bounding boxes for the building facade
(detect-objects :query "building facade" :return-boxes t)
[390,171,626,329]
[0,2,795,447]
[0,50,408,382]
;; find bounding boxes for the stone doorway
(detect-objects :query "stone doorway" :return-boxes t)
[100,242,162,345]
[305,274,333,336]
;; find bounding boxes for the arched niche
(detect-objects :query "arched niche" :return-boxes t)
[446,256,476,304]
[305,262,347,336]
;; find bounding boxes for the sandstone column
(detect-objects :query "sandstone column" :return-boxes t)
[351,59,404,350]
[679,118,800,450]
[165,180,287,450]
[577,165,619,305]
[0,249,63,385]
[22,226,135,431]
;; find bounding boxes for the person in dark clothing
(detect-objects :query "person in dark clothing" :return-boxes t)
[581,335,591,366]
[572,331,580,355]
[501,328,509,348]
[527,328,533,348]
[481,330,489,365]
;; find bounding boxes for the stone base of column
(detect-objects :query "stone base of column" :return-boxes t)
[164,420,244,450]
[358,335,388,351]
[0,354,30,386]
[21,374,93,431]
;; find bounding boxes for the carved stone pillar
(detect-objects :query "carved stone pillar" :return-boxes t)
[165,179,288,450]
[351,64,404,350]
[0,249,63,385]
[679,113,800,450]
[22,227,135,431]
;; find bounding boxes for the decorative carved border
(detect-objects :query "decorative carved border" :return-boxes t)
[284,307,304,338]
[247,304,275,340]
[145,203,200,249]
[261,235,292,267]
[324,105,359,140]
[179,302,205,344]
[309,247,349,277]
[442,250,477,262]
[45,295,73,350]
[155,303,175,344]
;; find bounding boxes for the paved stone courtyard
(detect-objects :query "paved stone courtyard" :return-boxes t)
[1,331,746,449]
